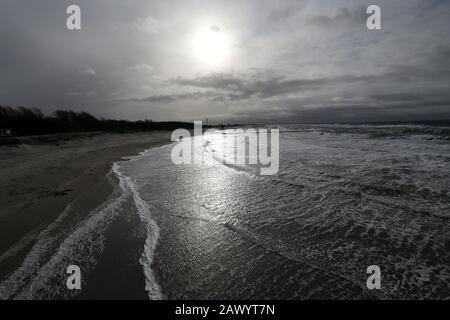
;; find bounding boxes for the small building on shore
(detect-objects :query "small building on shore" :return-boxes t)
[1,129,12,136]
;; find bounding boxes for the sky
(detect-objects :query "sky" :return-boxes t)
[1,0,450,123]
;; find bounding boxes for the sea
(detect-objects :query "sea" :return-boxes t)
[1,122,449,299]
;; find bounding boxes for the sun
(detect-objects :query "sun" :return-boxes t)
[193,26,230,66]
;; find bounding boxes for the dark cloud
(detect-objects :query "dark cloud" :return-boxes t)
[126,91,218,103]
[169,40,450,122]
[172,72,377,101]
[308,7,366,29]
[209,26,221,32]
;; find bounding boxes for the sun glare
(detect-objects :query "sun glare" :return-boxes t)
[193,26,230,66]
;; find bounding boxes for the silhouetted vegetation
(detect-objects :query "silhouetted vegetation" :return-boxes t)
[0,106,195,136]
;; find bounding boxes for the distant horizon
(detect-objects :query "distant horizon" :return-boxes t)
[2,104,450,129]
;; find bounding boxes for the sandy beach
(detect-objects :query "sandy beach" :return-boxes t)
[0,131,171,290]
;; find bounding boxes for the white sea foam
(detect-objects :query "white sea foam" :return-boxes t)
[0,203,75,299]
[0,145,167,300]
[0,171,129,299]
[112,161,163,300]
[118,124,450,299]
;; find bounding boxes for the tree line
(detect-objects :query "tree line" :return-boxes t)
[0,106,194,136]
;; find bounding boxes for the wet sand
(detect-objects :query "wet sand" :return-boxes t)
[0,131,171,288]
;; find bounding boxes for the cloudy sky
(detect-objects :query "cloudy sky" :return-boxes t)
[1,0,450,123]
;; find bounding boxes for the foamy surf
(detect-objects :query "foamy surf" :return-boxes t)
[0,172,128,299]
[114,124,450,299]
[0,142,168,300]
[112,160,163,300]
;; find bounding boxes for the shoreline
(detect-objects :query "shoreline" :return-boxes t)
[0,131,171,285]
